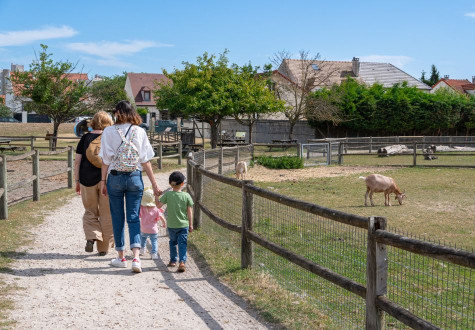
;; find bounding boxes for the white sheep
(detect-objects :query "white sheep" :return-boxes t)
[235,161,248,180]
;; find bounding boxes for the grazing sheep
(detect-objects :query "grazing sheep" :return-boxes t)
[359,174,406,206]
[235,161,248,180]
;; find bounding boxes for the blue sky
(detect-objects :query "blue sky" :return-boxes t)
[0,0,474,81]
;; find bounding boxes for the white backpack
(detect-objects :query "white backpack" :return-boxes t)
[111,125,140,172]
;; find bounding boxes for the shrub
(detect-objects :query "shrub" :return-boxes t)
[256,156,304,169]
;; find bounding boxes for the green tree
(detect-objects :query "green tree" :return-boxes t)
[154,51,237,148]
[0,104,12,117]
[421,65,440,86]
[89,73,129,112]
[232,63,285,143]
[10,44,89,147]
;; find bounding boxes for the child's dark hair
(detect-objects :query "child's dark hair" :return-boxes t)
[169,171,185,187]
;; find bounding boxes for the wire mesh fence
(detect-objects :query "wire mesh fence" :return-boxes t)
[188,147,475,329]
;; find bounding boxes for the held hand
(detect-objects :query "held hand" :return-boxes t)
[101,181,108,196]
[189,225,193,233]
[152,185,162,197]
[75,182,81,195]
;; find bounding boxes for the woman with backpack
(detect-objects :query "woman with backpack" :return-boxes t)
[75,111,114,256]
[100,100,162,273]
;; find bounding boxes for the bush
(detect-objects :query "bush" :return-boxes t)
[256,156,304,169]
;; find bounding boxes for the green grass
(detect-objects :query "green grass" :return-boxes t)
[340,153,475,167]
[0,188,75,327]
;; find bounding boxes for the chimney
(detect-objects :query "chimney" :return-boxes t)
[443,75,449,79]
[352,57,360,77]
[472,76,475,84]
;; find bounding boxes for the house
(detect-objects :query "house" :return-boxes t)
[431,76,475,96]
[0,64,89,122]
[124,73,171,123]
[275,57,431,91]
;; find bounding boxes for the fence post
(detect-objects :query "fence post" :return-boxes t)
[193,164,202,229]
[366,216,388,330]
[338,143,343,165]
[178,141,182,165]
[218,147,223,174]
[48,136,53,151]
[30,136,35,151]
[235,146,240,165]
[422,136,426,150]
[413,142,417,166]
[369,136,373,154]
[33,150,40,201]
[0,155,7,220]
[158,141,163,170]
[186,157,192,191]
[297,143,302,158]
[241,180,254,269]
[68,146,73,189]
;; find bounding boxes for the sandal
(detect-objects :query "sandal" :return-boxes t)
[167,262,176,267]
[98,251,107,256]
[85,240,94,253]
[177,262,185,273]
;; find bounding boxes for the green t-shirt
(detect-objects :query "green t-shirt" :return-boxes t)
[160,190,194,228]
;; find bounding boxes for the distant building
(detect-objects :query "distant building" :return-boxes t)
[0,64,89,122]
[124,73,171,124]
[431,76,475,96]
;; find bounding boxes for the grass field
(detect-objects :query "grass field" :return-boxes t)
[190,160,474,329]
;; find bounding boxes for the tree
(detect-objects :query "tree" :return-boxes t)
[0,104,12,117]
[269,50,337,139]
[306,86,346,137]
[89,73,129,112]
[10,44,89,147]
[155,51,237,148]
[232,63,285,143]
[421,64,440,86]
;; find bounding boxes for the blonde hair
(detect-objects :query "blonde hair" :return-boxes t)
[91,111,113,130]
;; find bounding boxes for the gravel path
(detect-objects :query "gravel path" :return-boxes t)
[2,170,269,329]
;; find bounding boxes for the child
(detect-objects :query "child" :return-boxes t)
[156,171,193,273]
[139,188,166,260]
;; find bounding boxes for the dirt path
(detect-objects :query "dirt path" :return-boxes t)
[2,171,269,329]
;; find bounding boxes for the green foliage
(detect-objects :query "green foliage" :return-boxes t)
[307,77,475,135]
[257,156,304,169]
[89,73,128,112]
[136,107,148,116]
[0,104,11,117]
[10,44,89,138]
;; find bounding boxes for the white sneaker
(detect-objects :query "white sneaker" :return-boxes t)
[110,258,127,268]
[151,253,159,260]
[132,258,142,273]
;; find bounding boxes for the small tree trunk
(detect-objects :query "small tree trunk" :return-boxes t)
[288,120,296,140]
[53,120,60,151]
[248,123,253,144]
[210,123,218,149]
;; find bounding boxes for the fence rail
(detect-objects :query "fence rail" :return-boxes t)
[0,147,73,219]
[187,146,474,329]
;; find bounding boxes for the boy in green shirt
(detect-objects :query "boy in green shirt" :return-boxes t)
[156,171,194,273]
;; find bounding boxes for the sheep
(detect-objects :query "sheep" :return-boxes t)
[235,161,248,180]
[359,174,406,207]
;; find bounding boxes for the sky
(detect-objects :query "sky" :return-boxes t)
[0,0,474,81]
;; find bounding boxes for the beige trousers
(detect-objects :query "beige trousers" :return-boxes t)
[80,183,114,252]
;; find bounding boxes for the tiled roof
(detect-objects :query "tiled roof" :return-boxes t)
[127,73,170,106]
[277,59,431,90]
[433,79,474,94]
[64,73,89,81]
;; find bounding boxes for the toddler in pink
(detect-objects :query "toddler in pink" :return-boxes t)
[140,188,166,259]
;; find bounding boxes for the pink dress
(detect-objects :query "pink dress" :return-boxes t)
[139,206,164,234]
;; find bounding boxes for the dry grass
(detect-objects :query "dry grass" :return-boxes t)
[0,123,76,137]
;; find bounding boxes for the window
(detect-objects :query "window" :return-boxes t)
[144,91,151,101]
[311,64,319,70]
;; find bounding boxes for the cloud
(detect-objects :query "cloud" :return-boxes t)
[0,26,77,47]
[465,13,475,18]
[66,40,172,59]
[360,55,413,67]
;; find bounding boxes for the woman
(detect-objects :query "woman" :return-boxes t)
[100,100,162,273]
[75,111,114,256]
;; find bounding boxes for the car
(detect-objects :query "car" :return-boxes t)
[139,123,149,130]
[74,116,92,123]
[0,117,20,123]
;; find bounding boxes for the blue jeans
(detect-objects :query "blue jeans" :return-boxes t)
[141,232,158,254]
[106,170,143,251]
[168,227,188,263]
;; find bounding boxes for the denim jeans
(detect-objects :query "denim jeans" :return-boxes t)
[140,232,158,254]
[168,227,188,263]
[106,170,143,251]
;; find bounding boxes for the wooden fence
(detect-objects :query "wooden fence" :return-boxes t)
[187,147,474,329]
[0,147,74,219]
[150,140,183,170]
